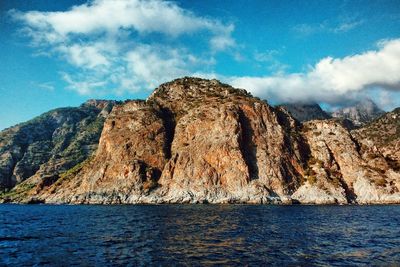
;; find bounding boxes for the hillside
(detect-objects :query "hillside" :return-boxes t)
[0,100,117,194]
[279,103,331,122]
[0,78,399,204]
[331,98,385,126]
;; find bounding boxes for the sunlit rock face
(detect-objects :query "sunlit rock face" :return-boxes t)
[1,78,399,204]
[331,98,385,127]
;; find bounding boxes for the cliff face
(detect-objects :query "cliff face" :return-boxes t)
[296,120,400,204]
[279,103,331,122]
[331,98,385,126]
[0,100,116,193]
[1,78,399,204]
[30,78,308,204]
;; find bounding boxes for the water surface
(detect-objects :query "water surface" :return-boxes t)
[1,204,400,266]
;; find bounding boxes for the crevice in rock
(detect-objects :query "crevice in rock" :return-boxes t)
[137,161,161,193]
[238,109,259,180]
[349,133,362,157]
[158,108,176,159]
[275,108,311,188]
[323,141,357,203]
[7,143,29,189]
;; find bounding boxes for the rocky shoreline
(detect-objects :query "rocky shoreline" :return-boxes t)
[1,78,399,205]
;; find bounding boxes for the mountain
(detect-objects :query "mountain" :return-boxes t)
[279,103,331,122]
[0,100,117,193]
[0,78,399,204]
[331,98,385,126]
[352,108,400,168]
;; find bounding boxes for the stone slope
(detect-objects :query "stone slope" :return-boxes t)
[331,98,385,126]
[297,120,400,204]
[352,108,400,180]
[1,78,399,204]
[14,78,309,204]
[279,103,331,122]
[0,100,117,194]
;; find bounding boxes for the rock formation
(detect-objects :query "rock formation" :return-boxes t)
[0,78,399,204]
[331,98,385,126]
[279,103,331,122]
[0,100,117,192]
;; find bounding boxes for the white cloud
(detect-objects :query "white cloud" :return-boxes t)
[229,39,400,105]
[12,0,234,43]
[11,0,234,95]
[11,1,399,110]
[31,82,55,91]
[125,45,189,88]
[293,18,364,37]
[254,50,280,62]
[253,49,289,73]
[292,23,325,36]
[61,73,108,95]
[58,44,110,68]
[332,20,364,33]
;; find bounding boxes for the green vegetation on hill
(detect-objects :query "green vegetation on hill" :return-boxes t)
[0,101,115,191]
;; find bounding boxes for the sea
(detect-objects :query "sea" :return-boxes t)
[1,204,400,266]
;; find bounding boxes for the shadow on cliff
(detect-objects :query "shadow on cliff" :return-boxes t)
[238,109,259,181]
[158,108,176,160]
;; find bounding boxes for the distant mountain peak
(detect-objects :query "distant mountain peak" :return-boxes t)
[278,102,331,122]
[147,77,252,102]
[331,98,384,126]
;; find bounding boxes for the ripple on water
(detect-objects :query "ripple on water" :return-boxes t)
[1,204,400,266]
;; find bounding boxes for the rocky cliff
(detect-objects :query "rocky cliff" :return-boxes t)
[0,100,117,194]
[1,78,399,204]
[331,98,385,126]
[279,103,331,122]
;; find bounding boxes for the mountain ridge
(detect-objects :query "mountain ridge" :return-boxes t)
[0,100,118,192]
[331,98,385,126]
[278,103,332,122]
[1,77,399,204]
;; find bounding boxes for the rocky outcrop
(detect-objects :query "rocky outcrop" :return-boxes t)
[352,108,400,163]
[331,98,384,126]
[38,101,168,204]
[0,100,117,192]
[279,103,331,122]
[297,120,400,204]
[26,78,308,204]
[0,78,399,204]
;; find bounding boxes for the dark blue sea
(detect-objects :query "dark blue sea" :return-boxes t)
[1,204,400,266]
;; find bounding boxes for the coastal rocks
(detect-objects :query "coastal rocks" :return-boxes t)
[299,120,400,204]
[1,77,399,204]
[291,183,347,204]
[157,101,304,203]
[39,78,309,204]
[42,101,168,204]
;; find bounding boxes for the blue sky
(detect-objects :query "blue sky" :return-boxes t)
[1,0,400,130]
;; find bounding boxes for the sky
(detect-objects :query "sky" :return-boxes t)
[1,0,400,130]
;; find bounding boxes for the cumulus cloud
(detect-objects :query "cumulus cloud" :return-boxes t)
[10,1,399,110]
[58,44,110,68]
[229,39,400,105]
[12,0,234,42]
[11,0,234,95]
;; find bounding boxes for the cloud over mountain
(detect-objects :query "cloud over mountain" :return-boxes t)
[11,0,235,94]
[9,0,400,110]
[229,39,400,107]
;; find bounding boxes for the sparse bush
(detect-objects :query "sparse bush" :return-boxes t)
[374,178,387,187]
[308,175,317,185]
